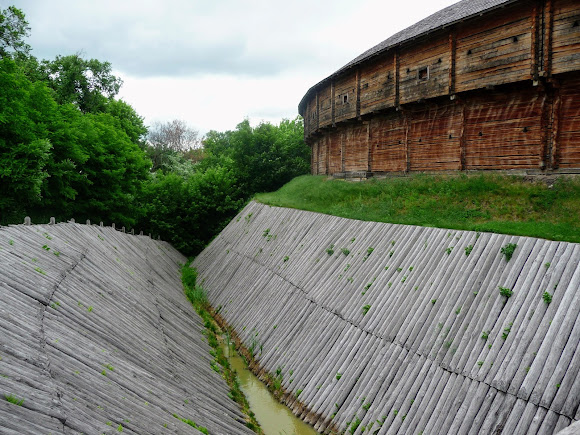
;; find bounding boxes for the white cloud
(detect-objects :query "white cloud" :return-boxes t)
[4,0,460,133]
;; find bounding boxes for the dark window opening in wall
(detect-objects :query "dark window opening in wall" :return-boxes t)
[467,49,472,55]
[418,66,429,81]
[437,58,442,64]
[573,20,579,28]
[343,94,348,104]
[512,36,518,42]
[362,83,369,89]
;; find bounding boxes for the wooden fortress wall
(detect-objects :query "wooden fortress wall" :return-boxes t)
[302,0,580,175]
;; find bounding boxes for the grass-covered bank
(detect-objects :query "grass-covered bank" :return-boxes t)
[181,263,262,433]
[255,174,580,243]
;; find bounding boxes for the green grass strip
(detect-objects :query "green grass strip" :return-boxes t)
[255,174,580,243]
[181,261,262,433]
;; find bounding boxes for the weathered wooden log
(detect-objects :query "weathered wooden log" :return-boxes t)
[194,201,580,434]
[0,223,253,434]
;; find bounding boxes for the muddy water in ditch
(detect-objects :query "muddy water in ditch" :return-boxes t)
[221,339,318,435]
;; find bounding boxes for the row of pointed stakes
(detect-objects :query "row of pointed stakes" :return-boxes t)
[22,216,161,240]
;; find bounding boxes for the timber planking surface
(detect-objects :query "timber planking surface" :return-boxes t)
[194,201,580,435]
[300,0,580,176]
[0,223,253,434]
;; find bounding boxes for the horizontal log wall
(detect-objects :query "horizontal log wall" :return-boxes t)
[369,114,407,172]
[311,81,578,174]
[464,87,546,169]
[359,54,396,115]
[455,6,533,93]
[551,0,580,75]
[334,72,357,124]
[304,0,580,175]
[319,86,332,128]
[400,34,451,104]
[327,130,342,174]
[557,75,580,168]
[408,102,462,171]
[343,124,369,172]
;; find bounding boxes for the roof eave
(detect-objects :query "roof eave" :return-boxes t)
[298,0,520,115]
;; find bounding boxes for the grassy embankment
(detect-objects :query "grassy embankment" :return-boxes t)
[181,263,262,433]
[255,174,580,243]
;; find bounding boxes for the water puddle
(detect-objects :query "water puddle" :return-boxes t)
[221,338,318,435]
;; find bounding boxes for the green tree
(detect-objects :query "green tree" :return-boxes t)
[39,54,123,113]
[139,165,243,255]
[105,99,148,146]
[147,120,199,171]
[225,117,310,195]
[68,112,151,225]
[0,58,55,222]
[0,6,30,59]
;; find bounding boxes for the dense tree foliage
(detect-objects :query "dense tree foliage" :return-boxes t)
[137,116,309,254]
[0,58,55,221]
[39,54,123,113]
[0,57,150,225]
[0,7,310,256]
[139,166,244,254]
[202,117,310,194]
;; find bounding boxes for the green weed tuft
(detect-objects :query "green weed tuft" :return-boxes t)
[502,322,513,340]
[501,243,517,261]
[172,414,208,433]
[4,394,24,406]
[499,286,513,298]
[543,291,552,304]
[363,247,374,261]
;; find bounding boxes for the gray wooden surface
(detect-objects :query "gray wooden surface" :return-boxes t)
[193,201,580,435]
[0,223,253,435]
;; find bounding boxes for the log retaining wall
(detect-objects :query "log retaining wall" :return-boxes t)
[0,222,253,434]
[193,201,580,434]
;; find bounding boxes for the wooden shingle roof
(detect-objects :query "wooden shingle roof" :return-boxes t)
[299,0,517,113]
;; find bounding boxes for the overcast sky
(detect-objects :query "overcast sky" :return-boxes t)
[4,0,458,135]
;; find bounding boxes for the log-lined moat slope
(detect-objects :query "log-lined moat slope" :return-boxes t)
[0,222,253,434]
[193,201,580,434]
